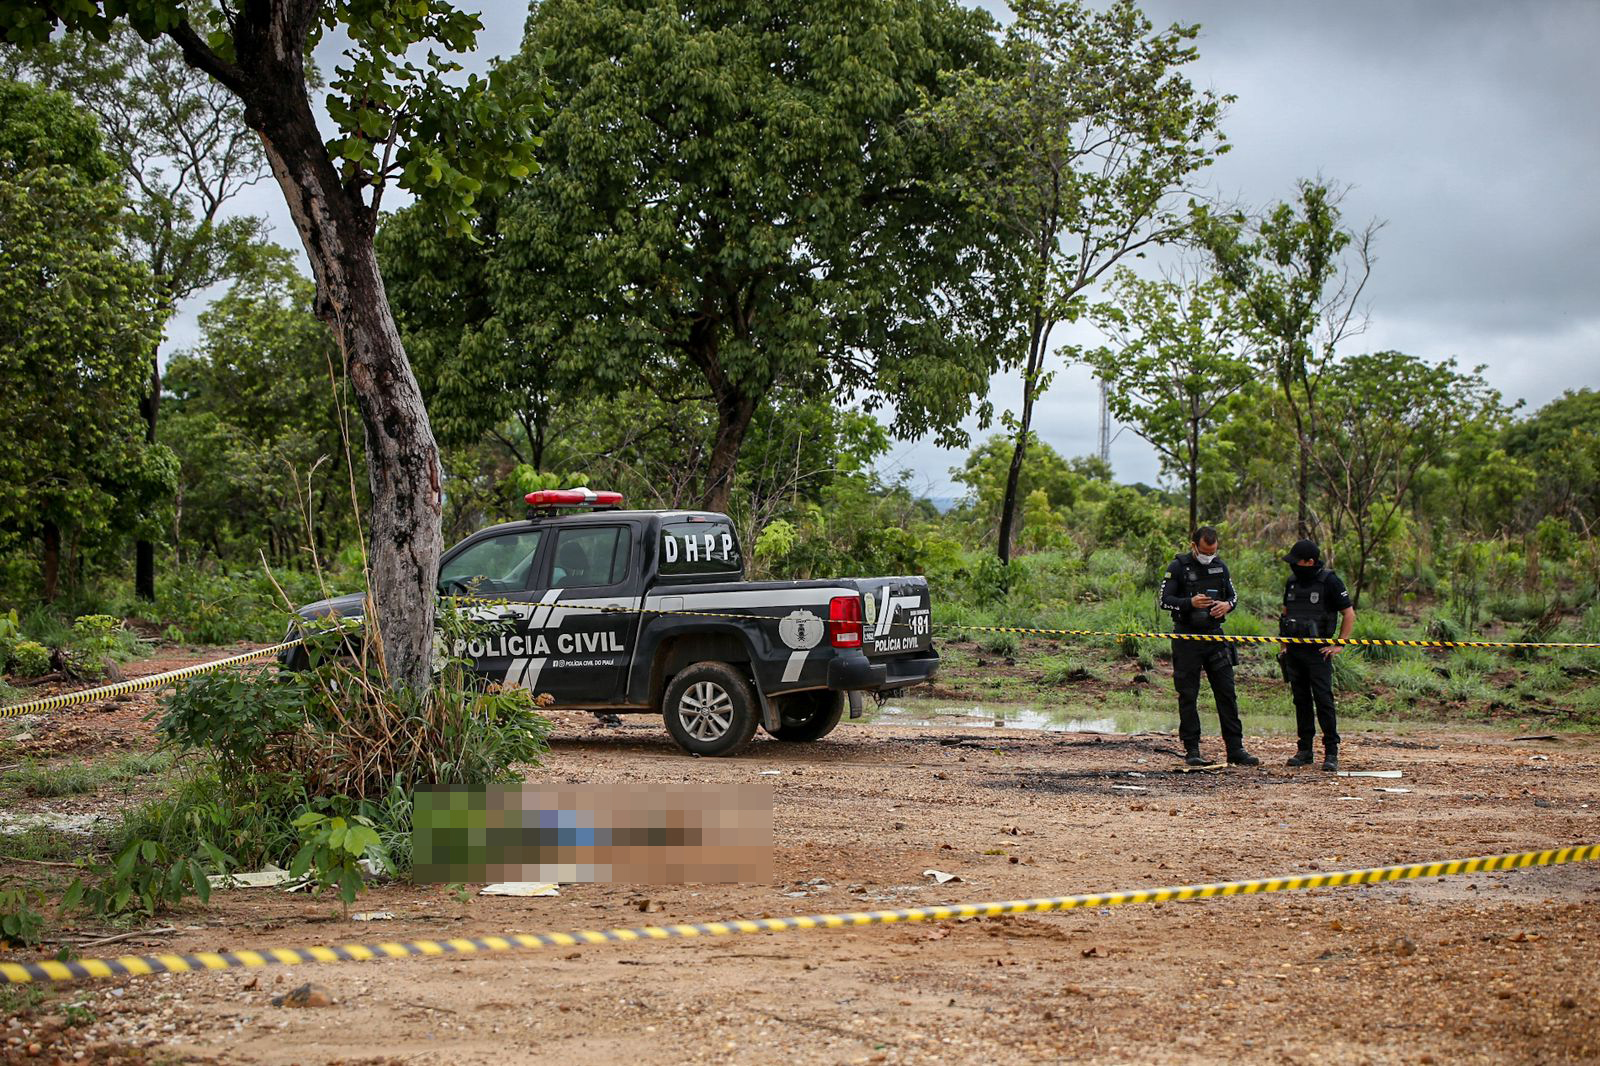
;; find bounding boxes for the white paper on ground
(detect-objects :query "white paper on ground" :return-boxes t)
[923,869,961,884]
[1374,787,1413,794]
[1336,770,1403,778]
[479,882,560,897]
[206,865,304,889]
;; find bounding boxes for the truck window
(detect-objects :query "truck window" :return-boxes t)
[439,530,543,593]
[658,519,742,577]
[551,526,630,588]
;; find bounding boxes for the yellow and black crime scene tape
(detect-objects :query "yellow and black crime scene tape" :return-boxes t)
[0,640,304,719]
[4,594,1598,720]
[937,621,1600,651]
[2,844,1595,985]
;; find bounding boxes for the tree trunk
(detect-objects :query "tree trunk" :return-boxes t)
[245,56,442,692]
[135,352,161,600]
[684,318,758,515]
[701,383,757,515]
[1187,463,1198,537]
[42,520,61,603]
[998,319,1049,565]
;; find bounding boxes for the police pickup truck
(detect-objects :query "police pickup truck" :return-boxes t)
[291,488,938,756]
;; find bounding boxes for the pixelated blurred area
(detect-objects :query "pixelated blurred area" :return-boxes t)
[413,782,773,883]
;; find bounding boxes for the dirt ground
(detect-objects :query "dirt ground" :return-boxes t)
[3,655,1600,1065]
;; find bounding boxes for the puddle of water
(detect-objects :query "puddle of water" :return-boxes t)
[863,698,1475,737]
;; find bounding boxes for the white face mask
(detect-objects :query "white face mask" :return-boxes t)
[1194,551,1217,565]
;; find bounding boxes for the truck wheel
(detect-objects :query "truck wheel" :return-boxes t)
[662,662,760,757]
[768,690,845,742]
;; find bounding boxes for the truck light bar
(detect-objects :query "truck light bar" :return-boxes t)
[525,488,624,509]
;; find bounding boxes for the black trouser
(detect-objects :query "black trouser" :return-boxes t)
[1282,648,1340,750]
[1172,639,1242,752]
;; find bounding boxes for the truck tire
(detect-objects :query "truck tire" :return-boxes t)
[662,662,760,757]
[768,690,845,742]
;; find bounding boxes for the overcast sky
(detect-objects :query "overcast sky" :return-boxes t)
[170,0,1600,501]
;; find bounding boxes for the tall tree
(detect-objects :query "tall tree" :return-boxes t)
[2,1,543,689]
[0,81,168,600]
[163,245,366,568]
[5,25,271,600]
[1313,352,1496,604]
[918,0,1229,564]
[1086,267,1256,534]
[490,0,1010,513]
[1192,179,1379,539]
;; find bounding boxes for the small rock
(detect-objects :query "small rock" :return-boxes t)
[271,983,332,1008]
[1534,798,1553,808]
[1391,936,1417,957]
[1559,995,1577,1009]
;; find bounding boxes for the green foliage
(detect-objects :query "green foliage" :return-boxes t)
[68,832,224,918]
[918,0,1230,561]
[8,639,49,678]
[0,79,116,179]
[0,137,167,599]
[981,632,1020,658]
[161,609,551,802]
[0,751,172,798]
[290,810,385,910]
[0,883,47,947]
[1088,269,1257,531]
[422,0,1011,509]
[162,248,367,571]
[1350,614,1407,662]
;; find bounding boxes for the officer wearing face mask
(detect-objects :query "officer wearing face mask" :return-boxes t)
[1278,539,1356,771]
[1159,527,1259,768]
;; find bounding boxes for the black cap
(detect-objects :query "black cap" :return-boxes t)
[1285,539,1321,564]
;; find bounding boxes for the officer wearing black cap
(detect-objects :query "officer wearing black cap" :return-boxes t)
[1159,527,1259,768]
[1278,539,1356,771]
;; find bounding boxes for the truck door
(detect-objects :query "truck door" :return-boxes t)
[437,528,546,683]
[534,523,640,706]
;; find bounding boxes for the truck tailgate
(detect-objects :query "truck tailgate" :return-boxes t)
[858,578,932,657]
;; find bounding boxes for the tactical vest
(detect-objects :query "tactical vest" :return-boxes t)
[1172,554,1230,631]
[1280,570,1338,639]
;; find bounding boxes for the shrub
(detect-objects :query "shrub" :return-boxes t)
[1382,658,1448,699]
[62,614,148,680]
[8,640,49,678]
[1039,650,1104,685]
[980,631,1019,658]
[1331,651,1371,693]
[0,608,19,673]
[1350,613,1407,662]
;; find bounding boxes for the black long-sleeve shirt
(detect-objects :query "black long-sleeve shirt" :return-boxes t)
[1159,553,1238,633]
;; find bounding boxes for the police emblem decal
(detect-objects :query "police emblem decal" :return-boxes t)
[863,592,879,628]
[779,609,825,650]
[1309,591,1320,604]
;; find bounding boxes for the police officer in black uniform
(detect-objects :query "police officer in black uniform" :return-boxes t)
[1277,539,1356,771]
[1159,527,1259,767]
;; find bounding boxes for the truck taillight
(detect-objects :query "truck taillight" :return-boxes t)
[829,595,863,649]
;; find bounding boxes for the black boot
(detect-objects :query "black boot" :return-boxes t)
[1183,745,1209,767]
[1286,748,1315,767]
[1321,746,1339,772]
[1227,747,1260,767]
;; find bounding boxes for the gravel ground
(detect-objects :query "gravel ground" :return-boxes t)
[3,690,1598,1065]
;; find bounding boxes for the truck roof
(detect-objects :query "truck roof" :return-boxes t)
[468,509,730,538]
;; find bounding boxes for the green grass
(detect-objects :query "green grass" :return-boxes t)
[1380,658,1449,698]
[0,825,95,863]
[1038,649,1107,685]
[0,751,175,799]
